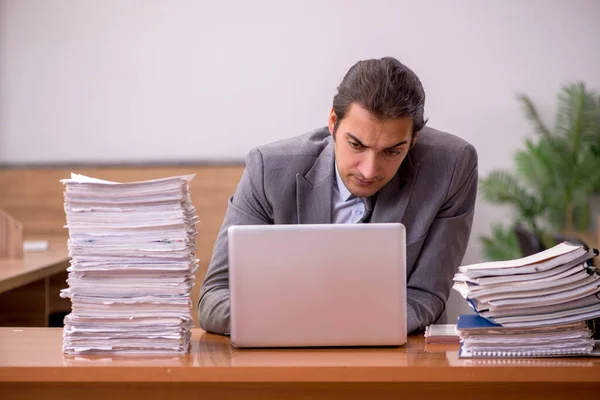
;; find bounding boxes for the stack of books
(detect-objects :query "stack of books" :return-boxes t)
[60,173,198,355]
[453,242,600,358]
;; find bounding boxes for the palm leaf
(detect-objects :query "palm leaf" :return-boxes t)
[518,94,552,138]
[555,82,600,151]
[479,171,545,223]
[556,83,585,155]
[479,171,528,204]
[480,224,521,261]
[514,139,560,192]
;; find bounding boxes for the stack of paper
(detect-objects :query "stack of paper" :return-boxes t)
[453,242,600,327]
[456,314,596,358]
[452,242,600,358]
[60,173,198,355]
[424,324,460,344]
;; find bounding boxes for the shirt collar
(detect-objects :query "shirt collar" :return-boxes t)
[334,161,355,202]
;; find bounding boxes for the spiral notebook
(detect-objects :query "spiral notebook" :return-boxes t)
[456,314,600,358]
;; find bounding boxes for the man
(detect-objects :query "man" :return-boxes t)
[198,56,478,335]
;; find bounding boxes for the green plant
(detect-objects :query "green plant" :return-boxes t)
[479,82,600,261]
[480,223,522,261]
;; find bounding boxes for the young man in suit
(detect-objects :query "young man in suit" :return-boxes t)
[198,56,478,335]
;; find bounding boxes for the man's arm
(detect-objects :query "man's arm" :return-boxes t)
[406,143,478,333]
[198,148,272,335]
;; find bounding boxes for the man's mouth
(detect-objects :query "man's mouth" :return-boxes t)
[354,176,377,187]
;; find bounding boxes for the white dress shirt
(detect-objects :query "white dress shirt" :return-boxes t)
[332,162,365,224]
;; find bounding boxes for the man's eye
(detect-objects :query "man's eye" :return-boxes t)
[386,149,401,156]
[349,141,361,149]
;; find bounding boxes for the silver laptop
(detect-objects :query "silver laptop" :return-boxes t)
[228,223,407,348]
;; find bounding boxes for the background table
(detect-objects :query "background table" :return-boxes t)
[0,236,70,326]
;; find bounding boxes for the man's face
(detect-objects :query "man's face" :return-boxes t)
[329,103,416,198]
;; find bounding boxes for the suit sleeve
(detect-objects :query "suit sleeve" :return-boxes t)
[197,147,272,335]
[406,144,478,333]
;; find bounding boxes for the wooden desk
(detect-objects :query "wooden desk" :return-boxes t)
[0,328,598,400]
[0,237,70,326]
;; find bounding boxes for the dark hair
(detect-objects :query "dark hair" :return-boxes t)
[332,57,427,135]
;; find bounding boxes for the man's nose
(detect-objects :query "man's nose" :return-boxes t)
[358,152,379,180]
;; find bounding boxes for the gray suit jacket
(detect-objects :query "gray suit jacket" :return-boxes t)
[198,126,478,335]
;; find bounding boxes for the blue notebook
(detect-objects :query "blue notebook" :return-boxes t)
[456,313,501,330]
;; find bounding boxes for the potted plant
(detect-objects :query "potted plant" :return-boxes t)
[479,82,600,261]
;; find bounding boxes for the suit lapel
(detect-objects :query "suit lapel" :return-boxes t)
[371,154,421,224]
[296,137,335,224]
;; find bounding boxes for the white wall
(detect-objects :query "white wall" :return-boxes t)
[2,0,600,320]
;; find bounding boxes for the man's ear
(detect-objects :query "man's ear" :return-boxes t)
[328,107,337,137]
[410,132,419,149]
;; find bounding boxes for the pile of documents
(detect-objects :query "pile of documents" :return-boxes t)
[453,242,600,357]
[424,324,460,344]
[456,314,595,358]
[60,173,198,355]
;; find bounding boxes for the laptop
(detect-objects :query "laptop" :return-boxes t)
[228,223,407,348]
